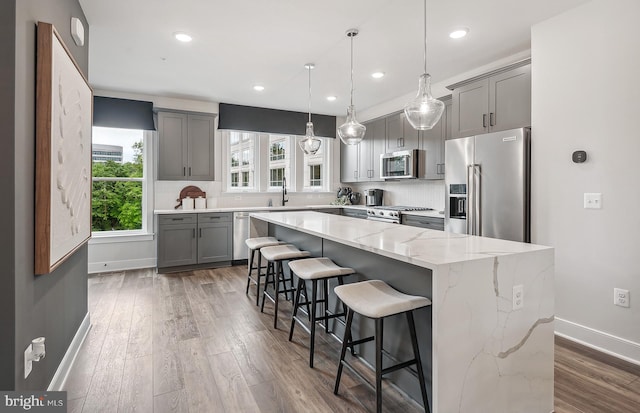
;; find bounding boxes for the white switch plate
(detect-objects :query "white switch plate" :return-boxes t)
[513,285,524,310]
[614,288,630,308]
[584,193,602,209]
[24,344,33,379]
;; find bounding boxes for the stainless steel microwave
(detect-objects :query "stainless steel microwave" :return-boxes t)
[380,149,424,179]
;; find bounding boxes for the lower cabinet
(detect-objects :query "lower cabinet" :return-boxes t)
[401,214,444,231]
[342,208,368,219]
[157,213,233,270]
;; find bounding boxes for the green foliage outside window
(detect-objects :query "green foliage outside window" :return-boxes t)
[92,141,143,231]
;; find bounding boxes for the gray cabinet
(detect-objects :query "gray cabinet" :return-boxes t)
[385,112,420,153]
[197,213,233,263]
[421,97,452,179]
[340,117,384,183]
[401,214,444,231]
[340,140,359,183]
[358,118,385,181]
[449,61,530,138]
[157,214,197,268]
[342,208,368,219]
[158,111,215,181]
[157,212,232,270]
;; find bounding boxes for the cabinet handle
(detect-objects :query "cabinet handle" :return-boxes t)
[489,112,495,127]
[401,138,405,147]
[192,228,195,238]
[183,166,186,176]
[171,218,184,221]
[189,166,192,176]
[354,170,357,179]
[482,114,487,128]
[199,228,202,238]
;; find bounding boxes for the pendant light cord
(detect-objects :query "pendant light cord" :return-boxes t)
[308,66,312,123]
[350,34,354,106]
[423,0,427,74]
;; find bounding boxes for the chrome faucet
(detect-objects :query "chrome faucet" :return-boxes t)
[282,176,289,206]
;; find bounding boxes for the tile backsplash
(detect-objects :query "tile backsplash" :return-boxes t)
[348,180,445,211]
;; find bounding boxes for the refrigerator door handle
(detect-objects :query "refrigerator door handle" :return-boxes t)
[467,165,474,235]
[474,164,482,236]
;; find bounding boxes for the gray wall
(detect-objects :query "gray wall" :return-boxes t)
[0,0,17,391]
[6,0,90,390]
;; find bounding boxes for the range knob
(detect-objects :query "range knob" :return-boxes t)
[378,211,384,216]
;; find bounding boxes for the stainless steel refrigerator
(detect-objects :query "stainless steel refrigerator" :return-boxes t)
[444,127,530,242]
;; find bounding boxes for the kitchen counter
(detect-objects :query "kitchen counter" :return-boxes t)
[154,204,342,214]
[250,211,554,413]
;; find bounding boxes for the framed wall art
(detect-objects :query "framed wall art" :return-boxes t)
[35,22,92,275]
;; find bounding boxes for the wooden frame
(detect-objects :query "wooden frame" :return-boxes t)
[35,22,93,275]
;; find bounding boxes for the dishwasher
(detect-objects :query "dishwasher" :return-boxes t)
[233,211,250,260]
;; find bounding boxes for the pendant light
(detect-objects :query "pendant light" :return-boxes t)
[403,0,444,130]
[299,63,322,155]
[338,29,366,145]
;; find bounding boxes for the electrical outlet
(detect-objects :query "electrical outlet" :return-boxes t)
[584,193,602,209]
[24,344,33,379]
[614,288,630,308]
[513,285,524,310]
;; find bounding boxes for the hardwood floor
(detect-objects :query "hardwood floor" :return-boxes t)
[63,266,640,412]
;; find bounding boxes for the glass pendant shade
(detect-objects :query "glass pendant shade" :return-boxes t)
[338,105,366,145]
[404,73,444,130]
[298,121,321,154]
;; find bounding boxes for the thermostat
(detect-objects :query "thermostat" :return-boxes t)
[572,150,587,163]
[71,17,84,47]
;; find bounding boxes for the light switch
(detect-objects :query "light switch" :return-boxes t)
[584,193,602,209]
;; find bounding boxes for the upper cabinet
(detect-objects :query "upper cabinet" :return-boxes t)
[157,111,215,180]
[420,96,452,179]
[385,112,420,153]
[448,60,531,138]
[340,118,385,183]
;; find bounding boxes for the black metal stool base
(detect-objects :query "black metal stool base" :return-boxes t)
[260,259,297,329]
[334,309,430,413]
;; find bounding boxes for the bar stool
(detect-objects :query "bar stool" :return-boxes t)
[288,257,355,368]
[333,280,431,413]
[260,244,310,328]
[245,237,282,305]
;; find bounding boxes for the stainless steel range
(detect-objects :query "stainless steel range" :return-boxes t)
[366,206,435,224]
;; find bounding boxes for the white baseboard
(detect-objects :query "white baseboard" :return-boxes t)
[48,312,91,391]
[555,317,640,366]
[88,258,156,274]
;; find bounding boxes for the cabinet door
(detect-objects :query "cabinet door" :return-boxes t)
[340,140,359,183]
[187,114,215,180]
[401,113,420,150]
[198,222,233,263]
[489,65,531,132]
[451,78,489,138]
[385,113,403,153]
[359,118,385,181]
[421,98,451,179]
[158,112,188,180]
[157,223,197,268]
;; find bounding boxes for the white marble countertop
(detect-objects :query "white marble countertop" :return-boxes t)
[154,204,341,214]
[250,210,551,270]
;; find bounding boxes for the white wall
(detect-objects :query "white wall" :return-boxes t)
[531,0,640,363]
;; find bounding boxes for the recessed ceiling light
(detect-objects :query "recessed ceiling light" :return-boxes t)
[449,28,469,39]
[371,72,385,79]
[253,85,265,92]
[174,32,192,42]
[326,96,337,102]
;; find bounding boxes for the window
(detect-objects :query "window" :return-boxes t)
[269,167,285,187]
[309,164,322,187]
[268,135,291,190]
[303,139,329,190]
[228,131,256,190]
[92,127,146,232]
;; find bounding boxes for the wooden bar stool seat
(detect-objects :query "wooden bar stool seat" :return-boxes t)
[288,257,355,368]
[333,280,432,413]
[260,244,310,328]
[245,237,283,305]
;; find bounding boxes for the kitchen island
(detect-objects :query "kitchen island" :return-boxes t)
[250,211,554,413]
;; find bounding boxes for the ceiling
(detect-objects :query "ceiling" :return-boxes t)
[79,0,588,116]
